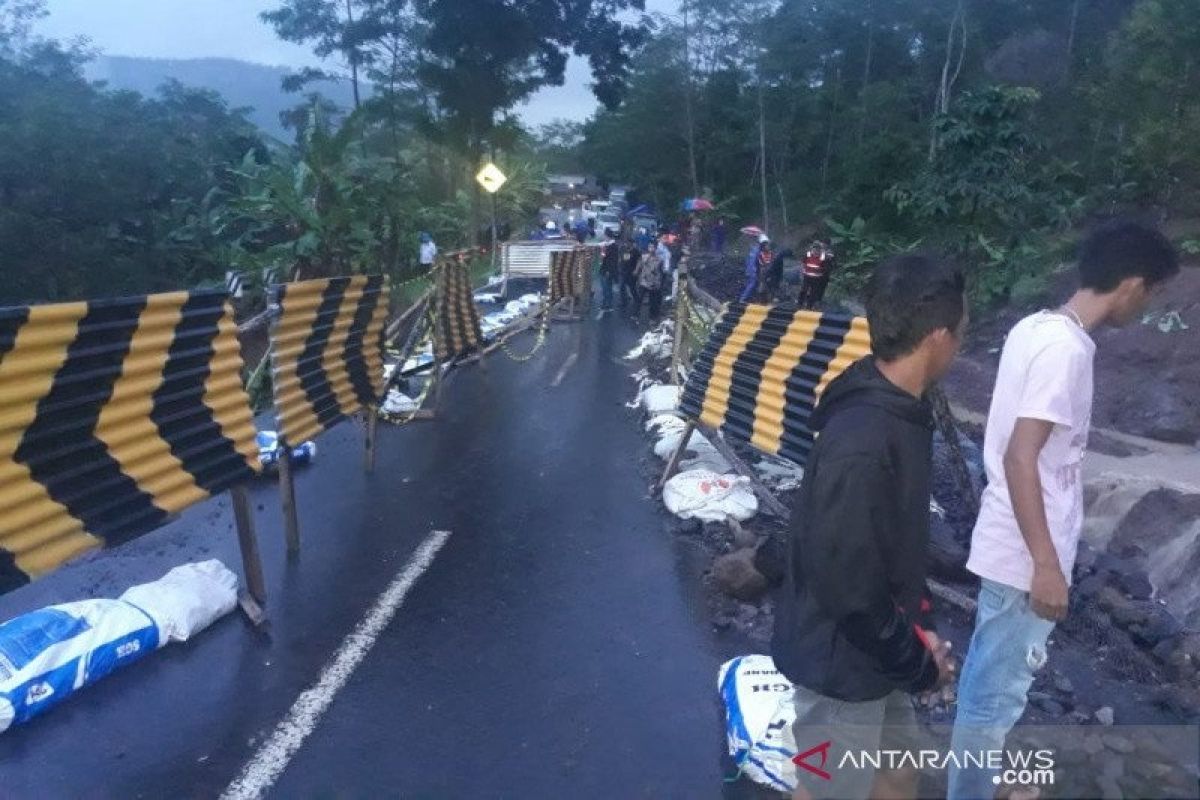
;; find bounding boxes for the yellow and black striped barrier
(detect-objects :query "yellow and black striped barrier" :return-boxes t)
[269,275,390,447]
[267,274,390,551]
[548,247,594,320]
[433,258,483,362]
[677,302,871,468]
[0,290,263,599]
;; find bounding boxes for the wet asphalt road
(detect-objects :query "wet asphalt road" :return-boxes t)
[0,313,764,799]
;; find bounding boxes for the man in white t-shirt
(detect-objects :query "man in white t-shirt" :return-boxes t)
[948,220,1179,799]
[419,232,437,269]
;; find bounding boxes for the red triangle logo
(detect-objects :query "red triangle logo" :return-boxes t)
[793,740,833,781]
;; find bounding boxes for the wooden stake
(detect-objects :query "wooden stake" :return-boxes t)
[231,485,266,606]
[364,407,378,473]
[658,419,696,492]
[702,427,792,519]
[278,447,301,554]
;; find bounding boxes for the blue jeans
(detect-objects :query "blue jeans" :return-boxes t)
[739,276,757,302]
[948,579,1056,800]
[599,274,614,309]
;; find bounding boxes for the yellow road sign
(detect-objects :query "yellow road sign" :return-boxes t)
[476,163,507,194]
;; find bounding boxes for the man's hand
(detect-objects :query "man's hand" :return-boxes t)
[925,632,956,689]
[1030,563,1069,621]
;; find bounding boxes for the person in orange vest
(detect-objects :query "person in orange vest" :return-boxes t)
[798,239,835,310]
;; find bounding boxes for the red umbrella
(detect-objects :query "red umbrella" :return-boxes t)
[683,198,715,212]
[740,225,765,237]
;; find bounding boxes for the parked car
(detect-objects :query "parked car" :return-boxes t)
[596,212,622,237]
[582,200,611,222]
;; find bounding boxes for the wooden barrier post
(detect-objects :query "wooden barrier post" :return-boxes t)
[230,485,267,624]
[278,446,301,554]
[672,250,690,385]
[658,419,695,492]
[364,407,379,473]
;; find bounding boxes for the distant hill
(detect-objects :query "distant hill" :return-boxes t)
[84,55,357,141]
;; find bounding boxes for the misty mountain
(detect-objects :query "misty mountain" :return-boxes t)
[84,55,357,141]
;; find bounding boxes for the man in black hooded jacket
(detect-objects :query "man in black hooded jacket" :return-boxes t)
[771,253,966,800]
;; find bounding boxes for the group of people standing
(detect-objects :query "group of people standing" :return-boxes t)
[739,233,835,309]
[596,229,677,321]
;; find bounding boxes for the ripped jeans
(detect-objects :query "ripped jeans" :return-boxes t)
[948,579,1056,800]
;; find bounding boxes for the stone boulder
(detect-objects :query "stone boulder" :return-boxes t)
[712,548,768,602]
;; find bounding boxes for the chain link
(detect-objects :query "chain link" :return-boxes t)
[496,299,552,362]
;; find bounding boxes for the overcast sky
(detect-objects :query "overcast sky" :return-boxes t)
[36,0,677,127]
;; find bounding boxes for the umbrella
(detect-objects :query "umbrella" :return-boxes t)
[739,225,765,237]
[682,198,715,212]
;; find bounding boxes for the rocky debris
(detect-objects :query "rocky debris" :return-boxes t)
[1107,489,1200,630]
[726,517,758,550]
[1095,706,1115,725]
[711,548,768,602]
[1110,381,1200,444]
[666,518,703,537]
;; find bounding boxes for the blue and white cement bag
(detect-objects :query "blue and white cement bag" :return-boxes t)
[719,654,799,793]
[0,560,237,733]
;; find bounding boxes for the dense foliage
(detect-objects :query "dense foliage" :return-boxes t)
[577,0,1198,301]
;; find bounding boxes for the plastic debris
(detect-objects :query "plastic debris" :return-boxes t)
[0,561,238,734]
[257,431,316,470]
[624,321,674,361]
[718,655,799,793]
[754,457,805,493]
[662,470,758,522]
[382,389,419,415]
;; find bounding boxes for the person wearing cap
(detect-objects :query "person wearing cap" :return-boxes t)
[799,239,836,310]
[740,233,770,302]
[419,232,437,271]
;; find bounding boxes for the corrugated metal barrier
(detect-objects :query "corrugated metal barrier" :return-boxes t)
[0,290,260,594]
[269,275,390,447]
[434,259,483,362]
[549,248,592,304]
[678,302,871,467]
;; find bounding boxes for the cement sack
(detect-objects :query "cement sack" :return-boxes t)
[648,417,730,473]
[718,654,798,793]
[119,560,238,645]
[0,561,239,733]
[662,470,757,522]
[0,599,158,734]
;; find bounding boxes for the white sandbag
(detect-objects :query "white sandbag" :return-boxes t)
[648,417,731,473]
[719,654,798,793]
[642,384,681,415]
[474,292,501,304]
[0,600,158,734]
[120,560,238,646]
[662,470,758,522]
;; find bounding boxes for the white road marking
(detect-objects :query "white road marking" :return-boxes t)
[221,530,452,800]
[551,352,579,386]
